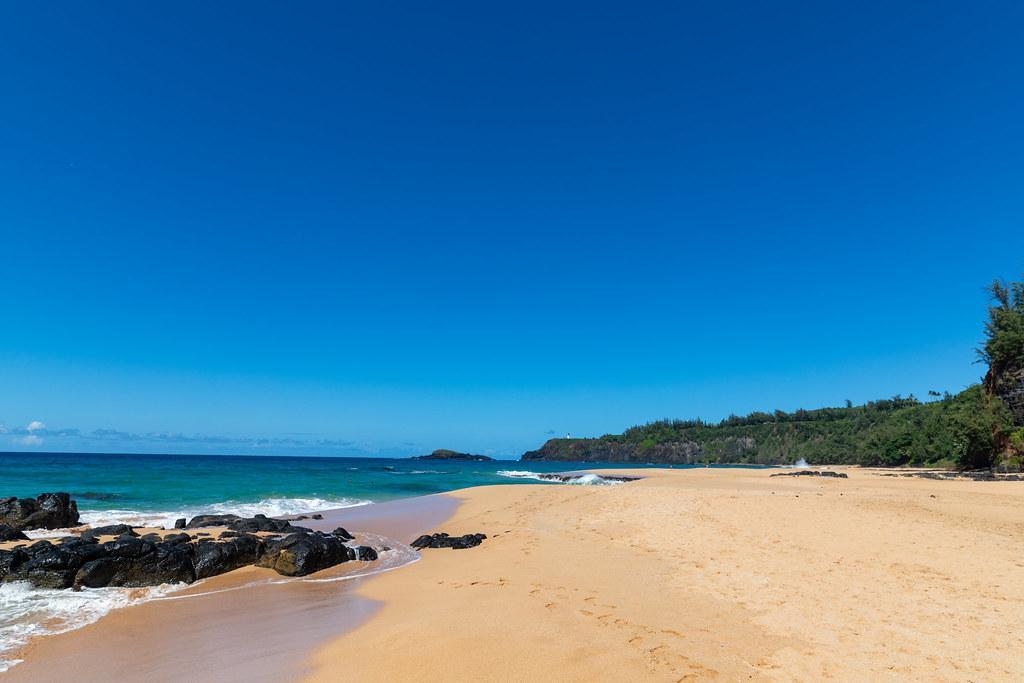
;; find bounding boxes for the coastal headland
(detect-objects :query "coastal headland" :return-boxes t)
[6,467,1024,681]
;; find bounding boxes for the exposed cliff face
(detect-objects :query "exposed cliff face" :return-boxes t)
[523,438,743,464]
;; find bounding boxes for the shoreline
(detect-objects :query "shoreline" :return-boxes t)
[6,466,1024,681]
[2,493,462,682]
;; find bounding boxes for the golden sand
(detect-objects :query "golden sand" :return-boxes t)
[305,468,1024,682]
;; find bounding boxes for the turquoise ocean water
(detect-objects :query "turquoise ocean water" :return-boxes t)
[0,452,694,528]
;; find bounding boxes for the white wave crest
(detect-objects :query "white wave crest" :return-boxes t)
[0,581,178,672]
[75,496,372,530]
[496,471,626,486]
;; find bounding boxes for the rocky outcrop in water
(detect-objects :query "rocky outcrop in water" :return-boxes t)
[0,509,384,590]
[0,492,80,530]
[413,449,495,461]
[410,532,487,550]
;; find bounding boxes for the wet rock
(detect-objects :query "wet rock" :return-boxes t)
[174,518,187,529]
[185,514,241,529]
[410,532,487,550]
[0,492,80,530]
[78,538,195,587]
[227,514,309,534]
[331,527,354,541]
[81,524,138,542]
[311,514,324,520]
[0,548,29,579]
[10,539,104,589]
[257,532,353,576]
[163,532,192,544]
[193,534,263,579]
[352,546,378,561]
[0,524,29,542]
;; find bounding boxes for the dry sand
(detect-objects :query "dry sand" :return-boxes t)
[305,468,1024,682]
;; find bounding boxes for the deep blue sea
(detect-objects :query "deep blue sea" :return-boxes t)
[0,452,704,529]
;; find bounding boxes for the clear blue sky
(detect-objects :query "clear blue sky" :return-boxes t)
[1,2,1022,458]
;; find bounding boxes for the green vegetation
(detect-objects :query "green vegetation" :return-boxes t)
[979,277,1024,380]
[981,275,1024,468]
[528,274,1024,470]
[588,385,1008,468]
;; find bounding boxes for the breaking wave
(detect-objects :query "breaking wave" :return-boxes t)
[0,581,179,673]
[496,470,628,485]
[73,496,373,530]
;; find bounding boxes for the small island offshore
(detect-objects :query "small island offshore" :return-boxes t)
[411,449,494,461]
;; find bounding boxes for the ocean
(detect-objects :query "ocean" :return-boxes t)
[0,452,668,529]
[0,451,760,671]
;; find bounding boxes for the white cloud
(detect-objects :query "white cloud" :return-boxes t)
[19,435,44,446]
[26,420,46,432]
[0,423,7,434]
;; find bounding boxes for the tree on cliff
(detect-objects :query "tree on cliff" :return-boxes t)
[978,275,1024,468]
[979,276,1024,385]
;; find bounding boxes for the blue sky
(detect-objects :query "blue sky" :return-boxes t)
[1,2,1022,458]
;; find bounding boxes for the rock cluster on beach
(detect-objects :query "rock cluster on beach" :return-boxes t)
[0,497,382,591]
[0,492,80,530]
[769,470,848,479]
[410,532,487,550]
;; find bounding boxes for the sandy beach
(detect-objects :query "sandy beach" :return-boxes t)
[7,467,1024,681]
[306,468,1024,682]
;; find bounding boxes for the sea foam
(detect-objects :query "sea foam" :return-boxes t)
[496,470,627,485]
[73,496,372,530]
[0,581,178,673]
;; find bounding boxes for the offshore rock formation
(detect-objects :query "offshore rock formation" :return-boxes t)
[413,449,495,461]
[0,492,80,530]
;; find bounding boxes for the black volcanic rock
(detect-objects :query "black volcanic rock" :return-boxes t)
[185,513,309,534]
[0,525,29,542]
[81,524,138,542]
[227,514,309,534]
[257,532,354,576]
[1,514,383,589]
[412,449,494,461]
[193,534,263,579]
[0,492,80,530]
[410,532,487,550]
[185,514,241,529]
[174,518,187,529]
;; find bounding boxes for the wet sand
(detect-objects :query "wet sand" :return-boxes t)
[3,494,458,682]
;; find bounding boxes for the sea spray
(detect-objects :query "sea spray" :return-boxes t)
[0,581,178,673]
[496,470,628,485]
[76,496,373,530]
